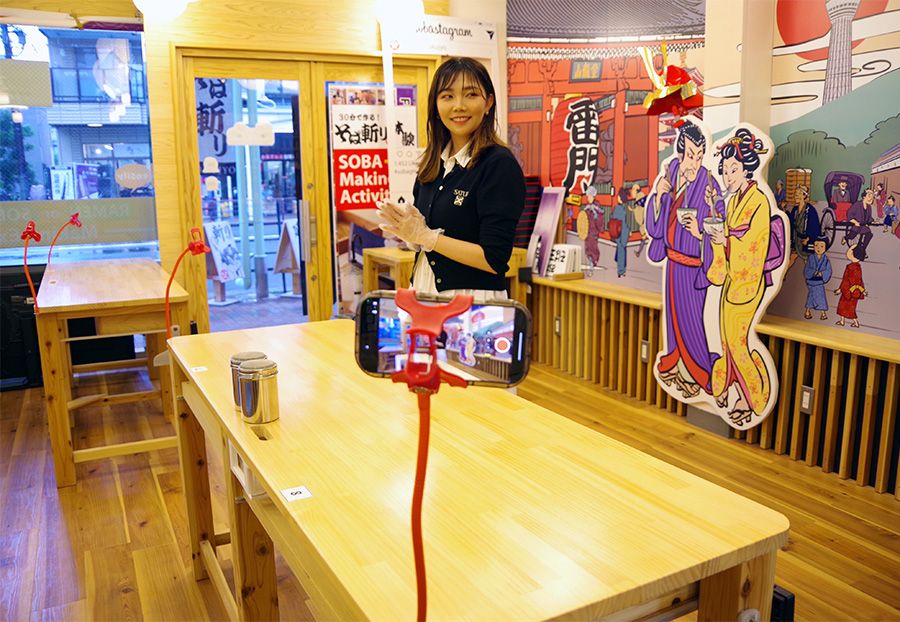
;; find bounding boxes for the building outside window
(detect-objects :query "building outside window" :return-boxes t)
[0,24,157,265]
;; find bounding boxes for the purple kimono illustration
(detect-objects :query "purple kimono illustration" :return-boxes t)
[646,120,725,398]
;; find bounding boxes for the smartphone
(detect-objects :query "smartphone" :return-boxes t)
[355,291,533,387]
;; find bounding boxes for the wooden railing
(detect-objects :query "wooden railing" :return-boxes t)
[528,277,900,499]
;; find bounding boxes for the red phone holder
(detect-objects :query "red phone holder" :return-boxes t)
[390,288,473,395]
[21,221,41,242]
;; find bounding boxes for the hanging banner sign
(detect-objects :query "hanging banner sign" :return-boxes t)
[327,82,419,211]
[382,14,498,58]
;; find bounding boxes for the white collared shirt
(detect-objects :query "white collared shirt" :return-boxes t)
[441,141,472,177]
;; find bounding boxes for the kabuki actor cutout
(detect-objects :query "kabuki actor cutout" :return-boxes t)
[646,120,789,429]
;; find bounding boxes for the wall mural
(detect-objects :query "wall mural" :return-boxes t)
[703,0,900,339]
[507,0,707,292]
[646,120,789,429]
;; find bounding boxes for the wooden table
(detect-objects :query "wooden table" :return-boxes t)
[35,258,189,487]
[169,320,789,621]
[363,246,528,304]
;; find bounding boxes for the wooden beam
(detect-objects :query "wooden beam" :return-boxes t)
[199,540,239,622]
[874,363,898,493]
[821,351,845,473]
[72,357,149,374]
[856,360,881,487]
[73,435,178,463]
[67,389,160,411]
[838,354,861,479]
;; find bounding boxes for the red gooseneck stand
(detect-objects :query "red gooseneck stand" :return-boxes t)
[390,288,473,622]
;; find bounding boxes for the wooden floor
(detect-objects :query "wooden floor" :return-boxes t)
[1,362,898,621]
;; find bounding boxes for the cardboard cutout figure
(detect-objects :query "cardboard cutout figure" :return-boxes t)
[646,120,789,429]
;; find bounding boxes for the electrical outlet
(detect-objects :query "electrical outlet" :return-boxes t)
[171,324,181,337]
[640,340,649,363]
[554,316,561,336]
[800,385,814,414]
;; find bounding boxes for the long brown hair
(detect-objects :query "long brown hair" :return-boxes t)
[417,57,503,183]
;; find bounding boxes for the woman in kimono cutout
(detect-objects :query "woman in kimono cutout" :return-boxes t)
[706,129,773,424]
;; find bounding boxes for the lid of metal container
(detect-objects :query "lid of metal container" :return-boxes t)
[238,358,278,376]
[230,351,267,367]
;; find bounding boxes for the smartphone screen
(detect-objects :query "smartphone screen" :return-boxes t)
[356,292,531,386]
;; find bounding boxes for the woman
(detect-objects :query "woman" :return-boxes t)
[706,129,774,425]
[377,57,525,301]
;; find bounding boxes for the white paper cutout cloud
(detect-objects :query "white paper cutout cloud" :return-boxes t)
[226,121,275,146]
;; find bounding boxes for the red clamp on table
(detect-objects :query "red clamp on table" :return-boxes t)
[21,220,42,314]
[390,288,473,622]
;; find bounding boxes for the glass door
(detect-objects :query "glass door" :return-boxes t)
[188,58,322,330]
[313,61,430,316]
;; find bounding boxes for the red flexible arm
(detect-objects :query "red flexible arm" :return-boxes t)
[412,391,431,622]
[21,221,42,314]
[165,228,210,339]
[165,247,191,340]
[46,213,82,267]
[389,289,473,621]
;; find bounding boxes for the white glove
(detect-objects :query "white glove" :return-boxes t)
[376,201,442,252]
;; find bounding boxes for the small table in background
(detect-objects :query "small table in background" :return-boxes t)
[363,246,528,304]
[35,258,189,487]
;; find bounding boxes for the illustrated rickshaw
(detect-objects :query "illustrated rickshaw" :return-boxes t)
[822,170,865,249]
[788,170,863,255]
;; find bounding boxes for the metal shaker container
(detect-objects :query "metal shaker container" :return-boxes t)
[238,358,280,424]
[230,351,268,409]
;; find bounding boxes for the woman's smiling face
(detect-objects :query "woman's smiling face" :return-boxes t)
[436,73,493,148]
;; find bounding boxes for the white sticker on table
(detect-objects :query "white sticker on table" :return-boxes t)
[281,485,313,502]
[191,366,208,372]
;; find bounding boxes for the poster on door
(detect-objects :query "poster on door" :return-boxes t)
[327,82,419,210]
[327,81,420,316]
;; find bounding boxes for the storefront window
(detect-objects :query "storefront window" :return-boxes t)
[0,25,158,265]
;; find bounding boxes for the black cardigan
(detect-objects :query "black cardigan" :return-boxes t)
[412,145,525,292]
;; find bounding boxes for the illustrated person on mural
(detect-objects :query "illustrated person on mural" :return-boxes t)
[883,194,898,234]
[793,184,820,256]
[804,238,832,321]
[845,187,875,261]
[834,243,867,328]
[611,186,633,278]
[706,127,786,427]
[645,119,725,399]
[376,57,525,301]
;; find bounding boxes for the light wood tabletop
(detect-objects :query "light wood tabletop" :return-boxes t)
[169,320,789,621]
[36,258,189,314]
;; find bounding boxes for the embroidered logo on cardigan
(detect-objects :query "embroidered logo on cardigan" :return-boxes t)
[453,189,469,206]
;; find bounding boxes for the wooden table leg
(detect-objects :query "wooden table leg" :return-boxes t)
[36,313,76,487]
[228,473,279,621]
[698,550,777,621]
[394,262,413,290]
[173,363,215,580]
[362,254,379,295]
[145,332,161,381]
[160,301,190,423]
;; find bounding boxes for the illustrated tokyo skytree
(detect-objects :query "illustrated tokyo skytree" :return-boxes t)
[822,0,861,104]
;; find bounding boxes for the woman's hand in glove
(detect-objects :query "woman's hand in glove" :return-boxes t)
[376,201,442,252]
